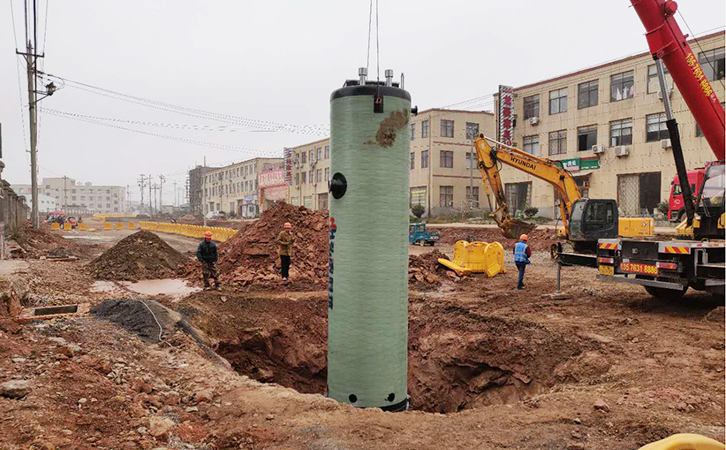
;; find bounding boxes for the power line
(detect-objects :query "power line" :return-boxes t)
[41,108,281,157]
[44,74,330,135]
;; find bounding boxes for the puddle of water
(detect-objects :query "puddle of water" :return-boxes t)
[120,279,200,299]
[92,279,200,300]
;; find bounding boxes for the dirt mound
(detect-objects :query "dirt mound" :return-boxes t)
[89,230,189,281]
[186,203,328,288]
[434,226,557,252]
[704,306,725,323]
[9,223,91,259]
[408,250,458,288]
[91,298,168,342]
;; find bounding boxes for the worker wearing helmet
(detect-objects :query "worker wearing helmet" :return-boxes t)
[277,222,295,281]
[513,234,532,290]
[196,231,220,289]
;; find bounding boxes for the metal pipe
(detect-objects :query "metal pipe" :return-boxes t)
[358,67,367,85]
[385,69,393,87]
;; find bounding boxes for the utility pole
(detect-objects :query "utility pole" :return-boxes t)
[138,175,147,213]
[148,174,153,215]
[63,176,68,211]
[158,175,165,210]
[173,181,177,206]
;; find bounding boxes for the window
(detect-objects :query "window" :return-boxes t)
[316,169,322,183]
[505,182,531,213]
[466,186,479,208]
[611,71,634,101]
[301,152,306,163]
[308,149,314,163]
[302,172,307,184]
[699,47,725,81]
[421,149,429,168]
[523,94,539,119]
[439,186,454,207]
[466,122,479,140]
[325,167,330,181]
[647,64,673,95]
[410,187,427,207]
[325,145,330,159]
[309,170,314,184]
[577,126,597,151]
[316,148,322,160]
[466,152,477,169]
[422,120,429,138]
[577,80,598,109]
[523,135,540,156]
[646,113,668,142]
[549,88,567,115]
[441,119,454,138]
[440,150,453,168]
[411,123,416,141]
[548,130,567,156]
[410,152,415,170]
[610,119,633,146]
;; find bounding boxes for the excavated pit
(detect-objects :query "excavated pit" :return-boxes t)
[209,294,589,413]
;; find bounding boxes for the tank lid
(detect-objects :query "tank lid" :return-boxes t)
[331,84,410,102]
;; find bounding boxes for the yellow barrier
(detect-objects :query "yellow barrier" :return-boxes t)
[639,433,725,450]
[51,222,60,230]
[63,223,72,231]
[79,223,87,231]
[137,221,237,242]
[104,222,112,230]
[128,222,135,230]
[115,222,123,230]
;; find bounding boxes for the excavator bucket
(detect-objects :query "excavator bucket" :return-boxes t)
[437,240,506,277]
[501,218,537,240]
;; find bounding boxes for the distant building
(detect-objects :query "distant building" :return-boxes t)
[197,157,284,218]
[13,177,128,214]
[15,192,57,214]
[187,165,218,216]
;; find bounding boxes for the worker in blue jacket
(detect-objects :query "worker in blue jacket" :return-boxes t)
[513,234,532,290]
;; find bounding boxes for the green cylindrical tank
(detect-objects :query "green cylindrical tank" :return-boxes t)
[327,70,411,411]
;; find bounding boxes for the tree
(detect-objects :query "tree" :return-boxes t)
[411,204,425,219]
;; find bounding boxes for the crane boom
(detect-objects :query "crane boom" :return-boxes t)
[630,0,725,160]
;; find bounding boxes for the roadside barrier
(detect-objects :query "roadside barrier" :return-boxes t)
[138,222,238,243]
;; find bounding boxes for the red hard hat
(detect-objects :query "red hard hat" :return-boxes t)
[284,222,292,229]
[520,234,529,241]
[204,231,212,238]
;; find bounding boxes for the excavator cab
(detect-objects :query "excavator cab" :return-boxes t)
[569,199,619,251]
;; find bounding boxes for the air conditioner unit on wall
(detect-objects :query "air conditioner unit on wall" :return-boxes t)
[592,144,605,154]
[615,146,630,157]
[529,117,539,126]
[661,139,672,149]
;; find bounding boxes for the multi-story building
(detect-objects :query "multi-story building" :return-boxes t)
[12,177,127,214]
[494,31,724,219]
[187,165,218,216]
[287,138,331,210]
[199,157,283,217]
[410,109,495,216]
[286,110,495,216]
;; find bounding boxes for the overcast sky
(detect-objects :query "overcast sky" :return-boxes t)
[1,0,724,202]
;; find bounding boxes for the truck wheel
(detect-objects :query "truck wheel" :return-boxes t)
[644,285,688,300]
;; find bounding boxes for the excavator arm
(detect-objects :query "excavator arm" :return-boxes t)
[474,136,582,239]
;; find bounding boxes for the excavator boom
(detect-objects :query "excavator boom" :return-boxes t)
[474,136,581,240]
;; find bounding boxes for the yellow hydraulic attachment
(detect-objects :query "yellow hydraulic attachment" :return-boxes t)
[638,433,725,450]
[437,240,506,277]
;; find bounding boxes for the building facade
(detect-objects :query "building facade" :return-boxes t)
[12,177,127,214]
[199,157,283,217]
[187,165,218,216]
[286,109,495,216]
[494,31,724,218]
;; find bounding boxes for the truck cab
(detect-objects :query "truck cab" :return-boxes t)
[668,168,705,222]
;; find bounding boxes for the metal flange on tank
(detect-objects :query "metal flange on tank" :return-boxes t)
[327,68,413,411]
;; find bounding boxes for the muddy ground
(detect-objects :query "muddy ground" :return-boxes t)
[0,224,723,450]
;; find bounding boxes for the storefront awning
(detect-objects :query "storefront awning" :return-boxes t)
[571,170,594,178]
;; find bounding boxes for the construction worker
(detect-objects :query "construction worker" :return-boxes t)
[513,234,532,290]
[196,231,220,289]
[277,222,295,280]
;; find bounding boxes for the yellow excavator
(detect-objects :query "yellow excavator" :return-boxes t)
[472,135,653,256]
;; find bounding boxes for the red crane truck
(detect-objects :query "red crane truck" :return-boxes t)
[561,0,725,299]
